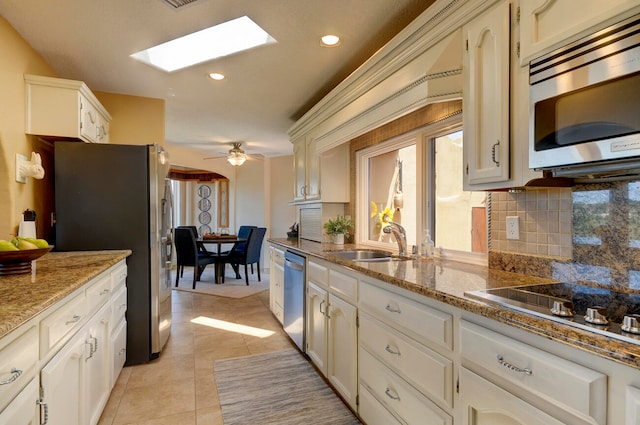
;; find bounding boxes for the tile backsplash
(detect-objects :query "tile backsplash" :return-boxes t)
[489,188,573,258]
[490,180,640,291]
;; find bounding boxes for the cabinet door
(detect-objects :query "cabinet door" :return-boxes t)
[80,95,99,143]
[463,1,510,185]
[84,307,111,425]
[40,331,86,425]
[293,141,306,201]
[519,0,640,65]
[304,138,320,201]
[0,378,39,425]
[327,294,358,410]
[459,367,564,425]
[305,281,328,373]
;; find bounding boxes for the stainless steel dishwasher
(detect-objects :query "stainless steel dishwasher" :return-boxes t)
[283,250,306,351]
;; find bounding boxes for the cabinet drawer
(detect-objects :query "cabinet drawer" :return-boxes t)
[0,326,38,412]
[360,313,453,407]
[307,260,328,286]
[358,384,402,425]
[461,320,607,425]
[111,319,127,389]
[110,262,127,292]
[86,273,111,314]
[272,248,285,265]
[359,347,452,425]
[40,292,87,358]
[110,286,127,331]
[329,268,357,302]
[359,280,453,350]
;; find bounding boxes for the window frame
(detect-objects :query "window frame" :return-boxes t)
[356,115,487,265]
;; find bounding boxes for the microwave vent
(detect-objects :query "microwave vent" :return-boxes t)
[162,0,200,8]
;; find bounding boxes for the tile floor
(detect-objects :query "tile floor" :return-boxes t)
[98,285,295,425]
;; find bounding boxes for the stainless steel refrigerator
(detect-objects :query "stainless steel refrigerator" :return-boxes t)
[54,142,173,365]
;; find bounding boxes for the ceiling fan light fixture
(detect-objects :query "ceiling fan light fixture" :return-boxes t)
[227,142,247,166]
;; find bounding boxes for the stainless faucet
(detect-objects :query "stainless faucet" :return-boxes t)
[382,214,408,257]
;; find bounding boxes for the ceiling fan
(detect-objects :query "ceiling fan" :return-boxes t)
[204,142,261,166]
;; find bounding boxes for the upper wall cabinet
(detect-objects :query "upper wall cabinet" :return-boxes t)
[462,1,511,186]
[292,138,349,204]
[519,0,640,65]
[25,74,112,144]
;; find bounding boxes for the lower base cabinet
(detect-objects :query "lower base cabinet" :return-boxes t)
[40,327,85,425]
[459,367,564,425]
[0,378,40,425]
[305,260,358,411]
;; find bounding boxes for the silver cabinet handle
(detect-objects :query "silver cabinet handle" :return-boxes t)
[100,289,110,296]
[491,140,500,166]
[319,299,325,316]
[0,368,22,385]
[66,314,81,325]
[385,304,401,314]
[385,387,400,401]
[37,398,49,424]
[497,355,532,375]
[385,344,401,356]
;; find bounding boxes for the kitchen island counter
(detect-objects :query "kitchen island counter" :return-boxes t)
[269,238,640,369]
[0,250,131,339]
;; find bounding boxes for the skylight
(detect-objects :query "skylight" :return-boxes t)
[131,16,276,72]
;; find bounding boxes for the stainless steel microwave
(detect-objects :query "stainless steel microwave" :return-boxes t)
[529,13,640,178]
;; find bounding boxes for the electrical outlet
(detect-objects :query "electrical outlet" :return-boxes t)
[506,216,519,240]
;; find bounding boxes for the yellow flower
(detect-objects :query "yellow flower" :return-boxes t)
[379,207,394,228]
[370,202,378,218]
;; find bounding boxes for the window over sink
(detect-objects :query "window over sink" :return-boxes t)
[356,116,487,264]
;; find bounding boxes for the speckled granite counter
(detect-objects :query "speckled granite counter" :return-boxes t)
[269,238,640,369]
[0,250,131,339]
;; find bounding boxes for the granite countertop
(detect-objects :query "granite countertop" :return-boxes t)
[0,250,131,339]
[269,238,640,369]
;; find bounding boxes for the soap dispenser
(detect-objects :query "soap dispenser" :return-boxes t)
[421,229,434,258]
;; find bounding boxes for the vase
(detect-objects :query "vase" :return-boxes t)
[333,234,344,245]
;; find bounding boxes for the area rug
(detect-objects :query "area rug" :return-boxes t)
[214,349,362,425]
[172,268,270,299]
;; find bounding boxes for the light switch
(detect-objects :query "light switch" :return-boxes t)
[506,216,519,240]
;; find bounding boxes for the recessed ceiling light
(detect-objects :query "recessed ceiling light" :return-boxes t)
[131,16,276,72]
[209,73,225,80]
[321,34,341,47]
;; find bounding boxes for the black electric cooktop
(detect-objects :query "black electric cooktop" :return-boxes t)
[465,282,640,345]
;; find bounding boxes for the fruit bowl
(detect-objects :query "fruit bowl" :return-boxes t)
[0,246,53,275]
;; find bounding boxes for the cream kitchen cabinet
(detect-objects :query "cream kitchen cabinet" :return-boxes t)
[460,320,607,425]
[25,74,112,144]
[519,0,640,65]
[462,0,511,186]
[109,262,127,388]
[358,278,453,424]
[292,138,349,204]
[305,259,358,410]
[0,378,39,425]
[0,259,127,424]
[268,245,285,324]
[459,367,564,425]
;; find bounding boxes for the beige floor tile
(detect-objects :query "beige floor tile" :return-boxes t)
[101,282,303,425]
[113,376,195,424]
[196,407,224,425]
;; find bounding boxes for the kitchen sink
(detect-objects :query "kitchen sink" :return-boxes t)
[327,250,410,262]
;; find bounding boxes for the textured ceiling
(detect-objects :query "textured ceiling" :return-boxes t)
[0,0,434,159]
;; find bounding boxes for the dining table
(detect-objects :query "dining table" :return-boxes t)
[197,236,247,284]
